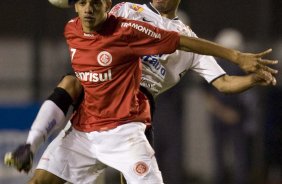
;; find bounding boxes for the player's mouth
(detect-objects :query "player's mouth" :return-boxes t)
[84,16,95,21]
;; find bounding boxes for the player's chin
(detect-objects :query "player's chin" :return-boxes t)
[83,19,96,26]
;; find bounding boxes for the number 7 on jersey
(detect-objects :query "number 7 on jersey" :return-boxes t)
[70,48,77,61]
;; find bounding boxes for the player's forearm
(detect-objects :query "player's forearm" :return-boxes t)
[212,75,256,94]
[26,87,74,153]
[178,35,239,63]
[26,101,69,153]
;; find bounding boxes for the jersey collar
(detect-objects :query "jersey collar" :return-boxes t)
[146,2,179,20]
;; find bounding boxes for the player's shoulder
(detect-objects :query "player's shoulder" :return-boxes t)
[65,17,79,28]
[110,2,147,15]
[170,19,196,37]
[64,17,80,37]
[114,16,163,40]
[110,2,126,14]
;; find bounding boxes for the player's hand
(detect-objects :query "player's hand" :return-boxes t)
[252,69,277,86]
[236,49,278,75]
[140,75,162,94]
[4,144,33,173]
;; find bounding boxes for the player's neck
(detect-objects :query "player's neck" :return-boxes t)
[149,2,178,20]
[159,11,177,19]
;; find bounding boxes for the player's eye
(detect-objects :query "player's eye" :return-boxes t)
[78,0,86,5]
[92,0,102,5]
[88,0,102,9]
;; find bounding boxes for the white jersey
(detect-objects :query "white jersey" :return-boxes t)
[110,2,226,97]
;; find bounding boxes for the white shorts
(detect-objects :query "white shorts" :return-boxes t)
[37,122,163,184]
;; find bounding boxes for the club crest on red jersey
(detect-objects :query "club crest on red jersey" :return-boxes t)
[97,51,112,66]
[133,161,149,176]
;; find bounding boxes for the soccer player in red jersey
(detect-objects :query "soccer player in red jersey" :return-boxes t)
[4,0,278,183]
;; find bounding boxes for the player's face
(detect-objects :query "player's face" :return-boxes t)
[75,0,111,33]
[152,0,181,14]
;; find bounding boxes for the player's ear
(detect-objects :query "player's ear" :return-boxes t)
[105,0,112,12]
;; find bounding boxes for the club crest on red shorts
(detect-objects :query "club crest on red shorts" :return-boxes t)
[134,161,149,176]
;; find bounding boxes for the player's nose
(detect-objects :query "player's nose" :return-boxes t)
[84,3,94,13]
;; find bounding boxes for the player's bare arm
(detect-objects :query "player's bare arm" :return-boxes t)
[211,69,276,94]
[178,35,278,75]
[57,75,83,103]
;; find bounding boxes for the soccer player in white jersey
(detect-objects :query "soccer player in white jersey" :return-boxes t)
[4,0,278,183]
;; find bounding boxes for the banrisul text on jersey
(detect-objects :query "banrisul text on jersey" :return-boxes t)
[75,70,112,82]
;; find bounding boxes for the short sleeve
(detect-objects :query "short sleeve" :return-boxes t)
[191,55,226,83]
[120,20,180,57]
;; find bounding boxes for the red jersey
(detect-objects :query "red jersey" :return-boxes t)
[65,14,179,132]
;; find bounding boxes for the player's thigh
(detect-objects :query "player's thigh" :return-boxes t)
[38,127,107,184]
[96,122,163,184]
[28,169,66,184]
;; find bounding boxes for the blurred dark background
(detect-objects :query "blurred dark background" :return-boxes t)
[0,0,281,184]
[1,0,282,39]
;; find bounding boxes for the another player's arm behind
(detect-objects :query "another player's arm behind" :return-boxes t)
[4,75,83,173]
